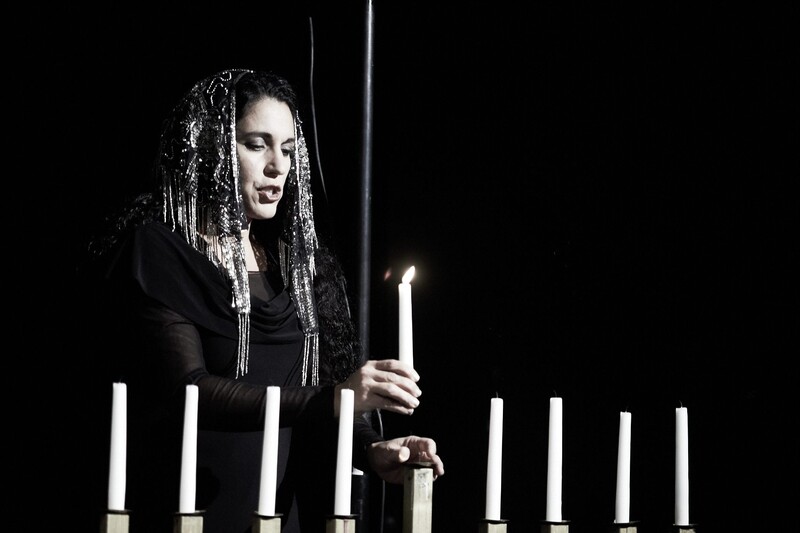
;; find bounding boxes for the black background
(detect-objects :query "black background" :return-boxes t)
[23,2,796,532]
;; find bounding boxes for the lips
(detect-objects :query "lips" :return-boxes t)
[257,185,282,202]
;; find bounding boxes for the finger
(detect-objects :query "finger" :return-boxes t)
[371,359,420,381]
[375,396,417,415]
[429,454,445,478]
[406,436,437,455]
[376,384,421,409]
[373,372,422,397]
[415,449,444,477]
[379,402,416,416]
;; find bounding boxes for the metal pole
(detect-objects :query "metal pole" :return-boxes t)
[356,6,382,531]
[358,0,375,359]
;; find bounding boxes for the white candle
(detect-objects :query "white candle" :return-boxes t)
[675,407,690,526]
[545,396,563,522]
[614,411,632,523]
[179,384,199,514]
[334,388,355,516]
[485,397,504,520]
[107,382,127,511]
[398,266,415,368]
[258,386,281,516]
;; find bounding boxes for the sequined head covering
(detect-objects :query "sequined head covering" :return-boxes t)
[156,69,319,382]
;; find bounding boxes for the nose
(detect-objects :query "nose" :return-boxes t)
[265,149,291,178]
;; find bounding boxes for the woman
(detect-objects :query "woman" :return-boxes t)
[89,69,443,532]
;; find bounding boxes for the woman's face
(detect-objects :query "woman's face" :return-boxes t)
[236,96,295,221]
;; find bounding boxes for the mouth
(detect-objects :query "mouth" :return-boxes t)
[257,185,282,202]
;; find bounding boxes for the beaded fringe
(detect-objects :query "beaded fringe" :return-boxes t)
[301,333,320,386]
[236,312,251,378]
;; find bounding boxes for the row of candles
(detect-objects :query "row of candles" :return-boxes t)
[106,267,693,527]
[108,386,693,526]
[485,397,692,527]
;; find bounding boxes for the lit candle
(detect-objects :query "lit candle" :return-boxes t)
[398,266,415,368]
[614,411,632,523]
[485,396,504,520]
[179,384,199,514]
[545,396,563,522]
[334,388,355,516]
[675,406,690,526]
[107,382,127,511]
[258,386,281,516]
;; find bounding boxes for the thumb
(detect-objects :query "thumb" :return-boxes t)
[397,446,411,463]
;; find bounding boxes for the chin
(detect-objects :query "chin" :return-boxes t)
[252,207,279,220]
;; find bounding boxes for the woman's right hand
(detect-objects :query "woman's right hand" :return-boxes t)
[335,359,421,416]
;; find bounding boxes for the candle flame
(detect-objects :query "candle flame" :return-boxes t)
[402,266,415,284]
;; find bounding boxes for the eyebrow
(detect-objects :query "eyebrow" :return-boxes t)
[240,131,296,144]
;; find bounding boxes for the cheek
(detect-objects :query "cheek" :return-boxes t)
[238,161,259,189]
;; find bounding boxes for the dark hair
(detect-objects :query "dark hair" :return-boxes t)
[235,71,299,120]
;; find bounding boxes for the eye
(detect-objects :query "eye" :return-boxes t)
[281,141,296,157]
[246,141,266,151]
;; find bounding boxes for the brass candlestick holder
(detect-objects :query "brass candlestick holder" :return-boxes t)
[541,519,570,533]
[173,511,204,533]
[326,514,358,533]
[403,461,434,533]
[478,518,509,533]
[610,521,639,533]
[101,510,130,533]
[252,513,282,533]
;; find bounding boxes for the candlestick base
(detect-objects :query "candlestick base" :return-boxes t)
[326,514,358,533]
[101,510,130,533]
[253,513,282,533]
[674,524,697,533]
[541,520,570,533]
[479,518,509,533]
[610,521,639,533]
[403,462,434,533]
[173,511,204,533]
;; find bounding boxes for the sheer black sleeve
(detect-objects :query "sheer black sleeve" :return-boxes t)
[132,294,333,431]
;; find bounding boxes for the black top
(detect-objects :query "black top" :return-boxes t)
[98,221,378,532]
